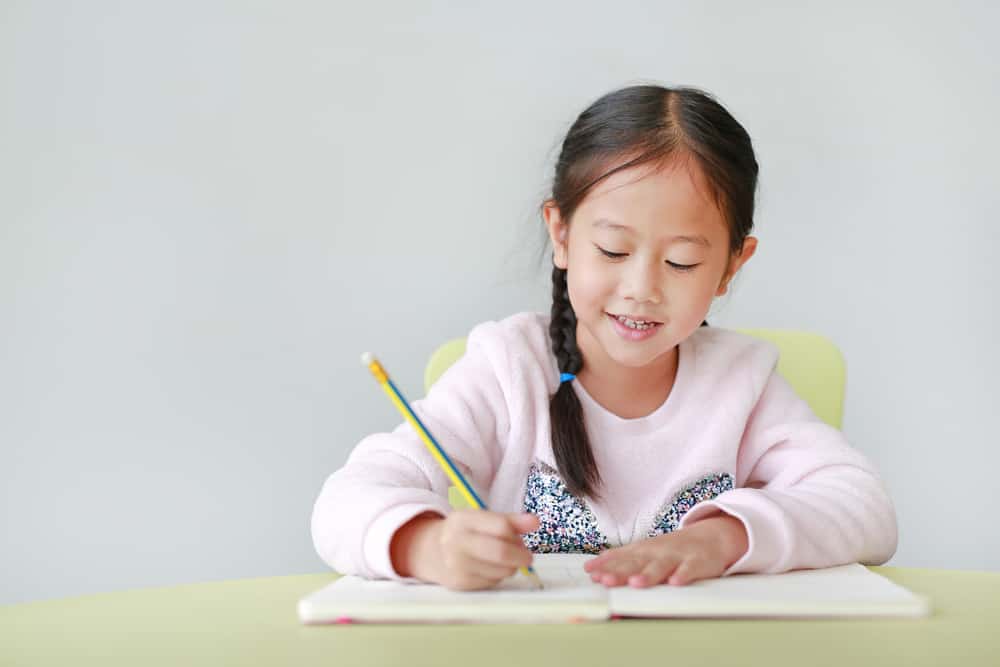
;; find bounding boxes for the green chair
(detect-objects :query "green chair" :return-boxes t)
[424,329,845,428]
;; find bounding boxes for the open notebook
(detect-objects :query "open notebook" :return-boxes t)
[298,554,930,624]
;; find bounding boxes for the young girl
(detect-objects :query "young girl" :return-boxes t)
[311,84,897,591]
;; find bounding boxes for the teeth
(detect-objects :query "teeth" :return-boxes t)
[616,315,655,330]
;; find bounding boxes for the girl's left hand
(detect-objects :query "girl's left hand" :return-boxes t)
[583,513,749,587]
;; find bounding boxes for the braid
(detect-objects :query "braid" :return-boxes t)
[548,266,601,498]
[549,267,583,376]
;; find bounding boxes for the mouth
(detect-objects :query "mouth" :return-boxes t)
[605,312,663,331]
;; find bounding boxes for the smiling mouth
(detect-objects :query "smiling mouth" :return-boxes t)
[606,312,663,330]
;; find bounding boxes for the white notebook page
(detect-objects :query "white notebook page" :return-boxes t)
[298,554,930,624]
[609,562,931,618]
[298,554,605,623]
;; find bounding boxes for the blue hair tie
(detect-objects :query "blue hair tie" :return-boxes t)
[559,372,576,384]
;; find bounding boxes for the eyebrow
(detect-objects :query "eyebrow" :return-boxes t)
[592,218,711,247]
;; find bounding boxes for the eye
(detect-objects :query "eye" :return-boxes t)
[596,245,628,259]
[667,261,699,272]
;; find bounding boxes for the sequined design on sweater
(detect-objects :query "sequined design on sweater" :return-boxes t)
[646,473,735,537]
[521,461,610,554]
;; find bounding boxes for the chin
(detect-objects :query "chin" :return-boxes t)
[610,350,671,369]
[600,338,673,368]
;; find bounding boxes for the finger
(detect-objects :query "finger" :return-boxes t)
[598,571,628,587]
[668,558,717,586]
[596,553,644,578]
[460,533,533,570]
[584,546,633,573]
[454,552,519,582]
[583,545,632,572]
[458,511,537,540]
[452,510,516,538]
[443,570,505,591]
[628,559,675,588]
[587,555,637,587]
[584,551,614,572]
[508,512,541,534]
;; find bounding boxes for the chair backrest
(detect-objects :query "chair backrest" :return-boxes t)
[425,329,845,428]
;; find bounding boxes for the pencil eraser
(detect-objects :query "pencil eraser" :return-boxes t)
[360,352,373,365]
[334,616,354,625]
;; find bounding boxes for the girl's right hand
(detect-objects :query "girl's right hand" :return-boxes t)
[390,509,540,590]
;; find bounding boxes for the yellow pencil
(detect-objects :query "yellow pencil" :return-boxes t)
[361,352,543,590]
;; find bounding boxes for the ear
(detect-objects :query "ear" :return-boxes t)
[716,236,758,296]
[543,201,570,269]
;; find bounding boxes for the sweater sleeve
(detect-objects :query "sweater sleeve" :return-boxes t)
[310,323,511,580]
[677,370,898,575]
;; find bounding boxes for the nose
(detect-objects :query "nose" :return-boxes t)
[621,255,663,305]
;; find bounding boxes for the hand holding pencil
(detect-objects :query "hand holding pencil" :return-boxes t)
[362,353,544,591]
[390,508,541,591]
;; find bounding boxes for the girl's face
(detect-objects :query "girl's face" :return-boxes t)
[544,157,757,379]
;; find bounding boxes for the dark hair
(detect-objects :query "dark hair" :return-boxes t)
[545,84,759,499]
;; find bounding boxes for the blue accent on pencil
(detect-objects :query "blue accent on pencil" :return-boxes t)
[385,377,489,509]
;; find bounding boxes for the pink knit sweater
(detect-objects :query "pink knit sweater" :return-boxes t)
[311,312,897,580]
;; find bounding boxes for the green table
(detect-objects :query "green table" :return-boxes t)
[3,566,998,666]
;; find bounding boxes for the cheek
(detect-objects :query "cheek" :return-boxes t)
[663,272,721,318]
[687,280,720,311]
[694,275,723,302]
[680,258,729,301]
[567,262,613,309]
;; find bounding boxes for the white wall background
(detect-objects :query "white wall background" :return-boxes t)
[2,1,997,604]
